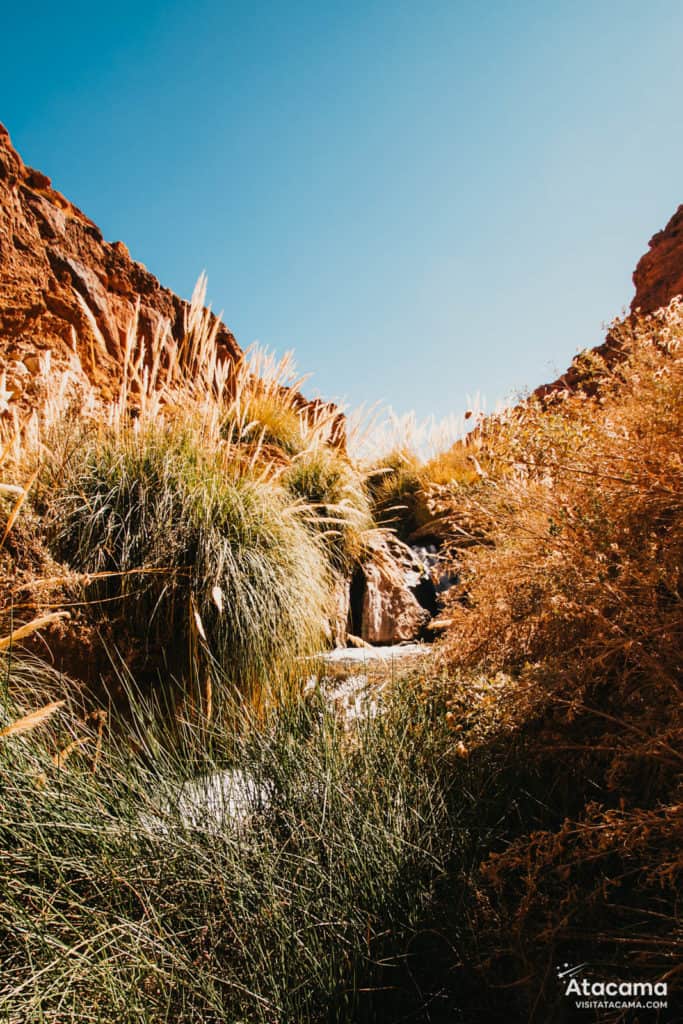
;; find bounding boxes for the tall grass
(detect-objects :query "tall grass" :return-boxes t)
[282,446,374,570]
[0,653,486,1024]
[3,278,385,706]
[39,420,331,704]
[366,442,485,543]
[221,344,345,458]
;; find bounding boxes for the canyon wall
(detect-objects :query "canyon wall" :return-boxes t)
[0,123,241,408]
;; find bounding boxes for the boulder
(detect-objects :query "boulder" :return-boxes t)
[359,534,431,645]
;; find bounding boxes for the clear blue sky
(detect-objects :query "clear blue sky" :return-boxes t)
[3,1,683,420]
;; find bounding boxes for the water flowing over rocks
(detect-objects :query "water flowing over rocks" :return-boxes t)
[143,644,434,832]
[313,644,433,724]
[340,535,453,646]
[141,769,270,834]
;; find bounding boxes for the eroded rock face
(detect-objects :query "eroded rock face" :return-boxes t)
[631,204,683,315]
[0,123,241,409]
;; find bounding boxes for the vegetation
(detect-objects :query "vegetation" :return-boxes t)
[4,281,383,710]
[367,437,484,542]
[41,421,330,703]
[0,285,680,1021]
[428,302,683,1018]
[282,446,374,570]
[0,660,474,1024]
[367,447,428,539]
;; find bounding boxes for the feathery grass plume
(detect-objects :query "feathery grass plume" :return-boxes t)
[0,483,24,497]
[0,699,65,738]
[106,273,231,420]
[0,412,31,536]
[0,472,37,551]
[359,404,482,462]
[0,649,83,745]
[0,610,71,652]
[13,274,350,505]
[221,343,344,461]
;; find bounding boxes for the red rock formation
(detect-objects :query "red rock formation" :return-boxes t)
[631,204,683,314]
[0,123,241,407]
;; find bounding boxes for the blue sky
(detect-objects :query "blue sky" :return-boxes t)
[3,1,683,420]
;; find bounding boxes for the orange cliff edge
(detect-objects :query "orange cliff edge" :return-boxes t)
[0,122,242,409]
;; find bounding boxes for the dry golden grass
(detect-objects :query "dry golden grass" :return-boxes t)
[6,276,343,483]
[0,610,71,652]
[359,401,495,542]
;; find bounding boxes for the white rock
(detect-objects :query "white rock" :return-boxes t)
[140,768,268,835]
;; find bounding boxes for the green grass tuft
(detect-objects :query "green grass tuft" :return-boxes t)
[282,447,374,570]
[41,423,331,703]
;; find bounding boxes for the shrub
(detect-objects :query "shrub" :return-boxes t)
[422,441,485,488]
[366,443,482,543]
[366,448,428,539]
[40,422,331,704]
[436,310,682,682]
[282,447,374,570]
[429,305,683,1015]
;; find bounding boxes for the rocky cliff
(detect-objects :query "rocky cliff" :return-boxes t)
[3,121,682,417]
[0,123,241,409]
[631,203,683,314]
